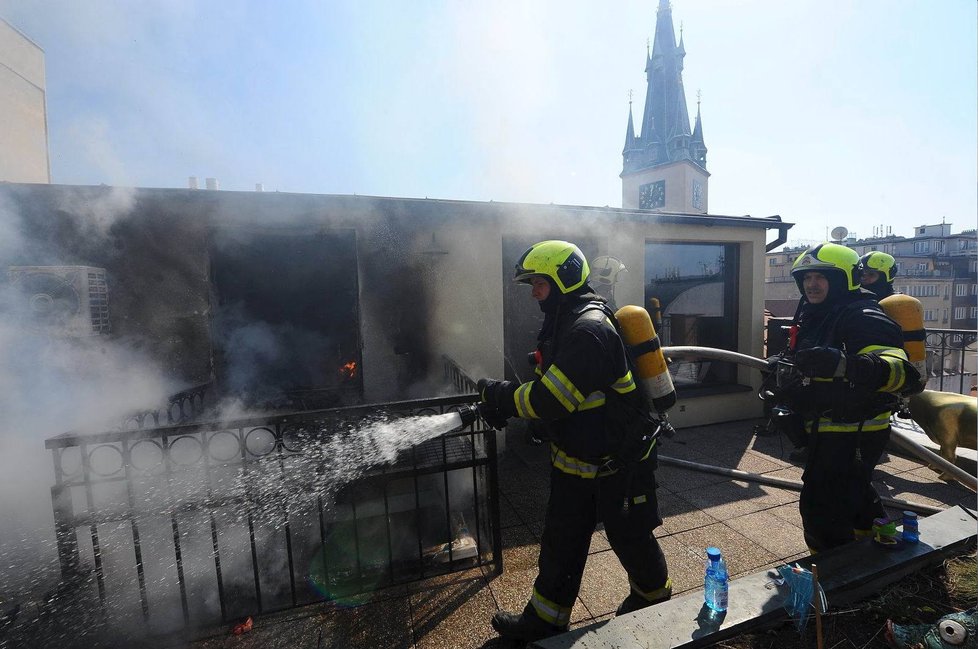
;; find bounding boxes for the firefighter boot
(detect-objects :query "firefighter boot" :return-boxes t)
[616,579,672,616]
[491,605,567,642]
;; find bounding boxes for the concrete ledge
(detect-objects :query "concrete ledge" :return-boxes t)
[533,506,977,649]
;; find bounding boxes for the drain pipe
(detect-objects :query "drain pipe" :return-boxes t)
[661,345,978,492]
[658,455,944,516]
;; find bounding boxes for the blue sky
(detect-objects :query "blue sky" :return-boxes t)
[2,0,975,247]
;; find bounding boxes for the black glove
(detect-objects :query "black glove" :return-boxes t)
[844,353,883,387]
[477,378,505,408]
[793,346,846,378]
[761,355,781,376]
[476,402,509,431]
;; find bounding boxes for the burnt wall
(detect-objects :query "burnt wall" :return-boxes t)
[0,184,213,386]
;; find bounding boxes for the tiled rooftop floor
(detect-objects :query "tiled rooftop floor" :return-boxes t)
[188,417,976,649]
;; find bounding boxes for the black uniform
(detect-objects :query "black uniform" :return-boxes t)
[788,290,917,552]
[490,291,670,628]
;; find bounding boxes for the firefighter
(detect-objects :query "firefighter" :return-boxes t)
[786,243,919,552]
[477,240,670,642]
[857,251,897,299]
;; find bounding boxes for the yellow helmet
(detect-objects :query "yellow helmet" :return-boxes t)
[790,242,860,295]
[857,251,896,283]
[514,240,590,294]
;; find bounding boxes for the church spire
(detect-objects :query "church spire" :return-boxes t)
[623,0,706,175]
[623,95,637,155]
[691,91,707,168]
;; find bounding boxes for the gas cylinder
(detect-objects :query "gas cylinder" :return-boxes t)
[615,305,677,413]
[879,294,926,382]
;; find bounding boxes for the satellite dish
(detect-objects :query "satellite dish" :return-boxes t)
[830,226,848,241]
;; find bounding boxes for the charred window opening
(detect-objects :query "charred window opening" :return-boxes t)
[208,228,362,409]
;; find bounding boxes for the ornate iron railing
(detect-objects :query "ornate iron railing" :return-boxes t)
[45,393,501,630]
[924,328,978,394]
[120,383,211,430]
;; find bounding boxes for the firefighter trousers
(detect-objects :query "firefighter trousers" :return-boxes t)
[800,426,890,552]
[527,455,669,626]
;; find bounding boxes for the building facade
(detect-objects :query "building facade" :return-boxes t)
[765,225,978,379]
[2,183,789,429]
[0,18,49,183]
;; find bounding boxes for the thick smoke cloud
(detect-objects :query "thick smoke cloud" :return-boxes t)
[0,192,177,597]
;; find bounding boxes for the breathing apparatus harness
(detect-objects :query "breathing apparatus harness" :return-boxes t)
[760,293,911,455]
[549,300,672,512]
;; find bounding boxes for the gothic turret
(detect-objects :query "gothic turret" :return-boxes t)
[690,96,707,168]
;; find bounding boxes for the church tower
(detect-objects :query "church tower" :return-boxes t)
[621,0,709,213]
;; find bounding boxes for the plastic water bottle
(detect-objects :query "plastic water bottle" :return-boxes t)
[901,511,919,544]
[704,547,729,613]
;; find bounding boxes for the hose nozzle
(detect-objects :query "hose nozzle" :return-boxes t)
[456,404,480,429]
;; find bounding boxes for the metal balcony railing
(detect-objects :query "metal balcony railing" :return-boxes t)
[45,392,501,630]
[924,328,978,393]
[120,383,210,430]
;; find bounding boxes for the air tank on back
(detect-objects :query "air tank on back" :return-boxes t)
[615,305,677,414]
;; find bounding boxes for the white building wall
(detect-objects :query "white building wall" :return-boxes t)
[0,19,49,183]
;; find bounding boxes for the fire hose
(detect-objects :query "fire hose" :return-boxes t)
[661,345,977,492]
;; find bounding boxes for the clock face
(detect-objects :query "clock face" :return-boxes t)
[639,180,665,209]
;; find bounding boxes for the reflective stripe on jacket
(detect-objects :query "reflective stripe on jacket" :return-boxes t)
[509,298,642,463]
[794,292,915,428]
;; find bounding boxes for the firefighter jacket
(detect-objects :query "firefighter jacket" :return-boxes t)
[789,290,918,433]
[495,293,648,477]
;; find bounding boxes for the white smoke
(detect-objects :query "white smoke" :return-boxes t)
[0,195,177,600]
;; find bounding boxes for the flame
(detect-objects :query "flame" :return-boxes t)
[338,361,357,379]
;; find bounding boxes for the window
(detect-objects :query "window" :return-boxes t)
[914,241,930,253]
[954,307,967,320]
[972,307,978,319]
[907,285,938,297]
[956,284,968,297]
[970,260,977,273]
[935,240,945,253]
[645,242,739,389]
[923,309,938,322]
[971,283,978,296]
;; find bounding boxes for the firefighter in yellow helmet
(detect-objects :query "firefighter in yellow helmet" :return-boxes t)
[477,240,670,642]
[857,251,897,300]
[783,242,919,552]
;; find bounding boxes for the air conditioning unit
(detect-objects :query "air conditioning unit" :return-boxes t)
[7,266,110,336]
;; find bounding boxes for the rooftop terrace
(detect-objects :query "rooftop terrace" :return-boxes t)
[181,416,975,649]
